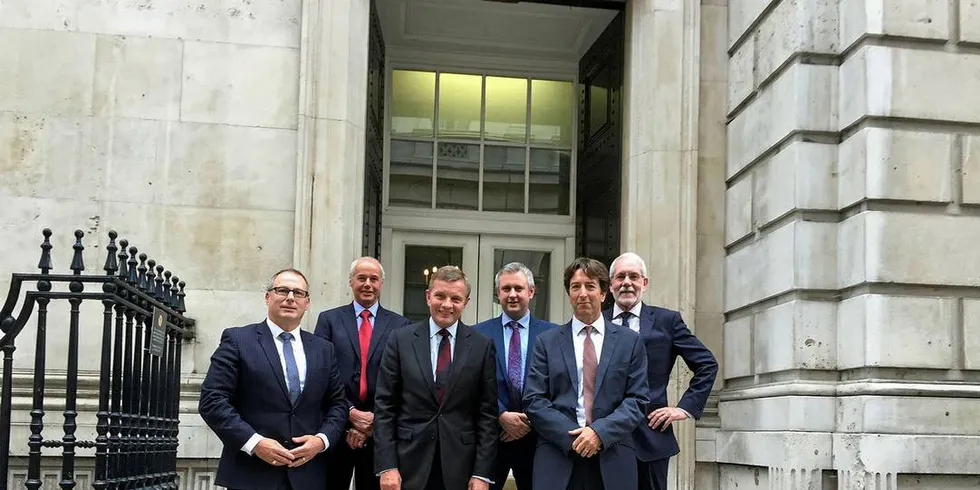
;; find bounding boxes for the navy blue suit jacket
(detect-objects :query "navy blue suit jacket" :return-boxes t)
[473,315,559,414]
[603,304,718,461]
[523,321,649,490]
[199,321,349,490]
[313,303,411,412]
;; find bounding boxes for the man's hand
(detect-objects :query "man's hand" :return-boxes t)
[380,469,402,490]
[568,427,602,458]
[498,411,531,441]
[347,428,368,449]
[648,406,689,431]
[253,438,295,467]
[287,435,325,467]
[467,477,490,490]
[349,408,375,436]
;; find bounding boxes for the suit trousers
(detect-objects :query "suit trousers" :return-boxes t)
[490,435,535,490]
[325,437,380,490]
[229,472,292,490]
[566,455,604,490]
[425,442,447,490]
[637,458,669,490]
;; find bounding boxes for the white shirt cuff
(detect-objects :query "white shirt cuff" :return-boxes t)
[473,476,493,484]
[316,433,330,452]
[679,408,692,419]
[241,433,263,455]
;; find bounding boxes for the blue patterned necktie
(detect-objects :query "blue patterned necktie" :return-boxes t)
[506,321,523,410]
[279,331,301,404]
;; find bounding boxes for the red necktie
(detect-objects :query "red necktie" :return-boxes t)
[358,310,372,402]
[435,329,452,403]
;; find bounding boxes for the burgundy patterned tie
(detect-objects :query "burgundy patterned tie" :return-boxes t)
[435,329,452,403]
[582,325,597,425]
[506,321,523,410]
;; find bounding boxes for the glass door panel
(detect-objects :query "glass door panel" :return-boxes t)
[476,236,567,325]
[387,231,480,326]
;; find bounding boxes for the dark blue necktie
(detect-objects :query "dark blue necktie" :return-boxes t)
[279,331,301,404]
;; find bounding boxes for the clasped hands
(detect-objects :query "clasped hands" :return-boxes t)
[254,435,323,468]
[346,408,375,449]
[568,426,602,458]
[499,411,531,442]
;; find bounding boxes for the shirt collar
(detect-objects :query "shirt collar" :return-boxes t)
[428,318,458,339]
[612,301,643,320]
[501,311,531,329]
[571,314,605,336]
[266,318,301,341]
[353,301,380,318]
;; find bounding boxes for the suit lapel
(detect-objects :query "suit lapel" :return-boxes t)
[524,318,541,380]
[642,304,656,337]
[412,323,438,402]
[341,304,361,358]
[294,330,319,407]
[441,324,473,404]
[594,322,619,396]
[558,324,579,394]
[491,319,507,376]
[366,307,391,366]
[256,324,291,403]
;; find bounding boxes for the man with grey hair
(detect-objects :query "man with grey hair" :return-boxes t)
[602,253,717,490]
[474,262,559,490]
[313,257,412,490]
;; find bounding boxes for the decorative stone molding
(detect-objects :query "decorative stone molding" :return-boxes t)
[768,467,823,490]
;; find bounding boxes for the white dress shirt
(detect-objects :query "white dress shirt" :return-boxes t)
[428,319,458,379]
[611,302,643,332]
[241,319,329,455]
[571,315,605,428]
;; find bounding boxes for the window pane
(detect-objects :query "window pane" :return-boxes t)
[389,140,432,208]
[391,70,435,138]
[436,142,479,210]
[483,145,525,213]
[404,245,464,323]
[438,73,482,140]
[528,148,571,215]
[531,80,573,148]
[587,67,610,139]
[492,250,551,320]
[485,76,527,143]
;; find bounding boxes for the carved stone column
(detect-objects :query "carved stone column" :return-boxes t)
[622,0,702,489]
[293,0,371,309]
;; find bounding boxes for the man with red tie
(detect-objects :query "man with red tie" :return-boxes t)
[314,257,412,490]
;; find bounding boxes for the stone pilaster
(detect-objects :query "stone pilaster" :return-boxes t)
[293,0,371,310]
[623,1,703,488]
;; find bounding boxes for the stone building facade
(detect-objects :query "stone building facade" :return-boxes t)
[1,0,978,489]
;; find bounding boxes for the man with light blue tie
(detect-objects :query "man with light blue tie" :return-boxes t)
[475,262,559,490]
[199,268,349,490]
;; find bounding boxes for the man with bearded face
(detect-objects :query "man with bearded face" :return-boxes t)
[603,253,718,490]
[474,262,559,490]
[314,257,412,490]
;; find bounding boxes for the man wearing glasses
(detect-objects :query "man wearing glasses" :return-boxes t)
[200,268,349,490]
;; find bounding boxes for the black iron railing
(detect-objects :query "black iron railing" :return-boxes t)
[0,229,196,490]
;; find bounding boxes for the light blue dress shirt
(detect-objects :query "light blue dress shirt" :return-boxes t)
[501,311,530,380]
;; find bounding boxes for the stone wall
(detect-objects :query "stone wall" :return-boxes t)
[0,1,303,373]
[719,0,980,488]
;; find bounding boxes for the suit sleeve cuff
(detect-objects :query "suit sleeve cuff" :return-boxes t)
[472,476,494,484]
[241,433,263,455]
[316,433,330,452]
[377,468,397,477]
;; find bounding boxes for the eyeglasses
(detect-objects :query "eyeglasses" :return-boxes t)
[268,286,310,299]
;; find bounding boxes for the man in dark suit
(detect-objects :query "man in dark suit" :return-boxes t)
[474,262,559,490]
[374,265,498,490]
[314,257,412,490]
[199,268,349,490]
[603,252,718,490]
[523,258,649,490]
